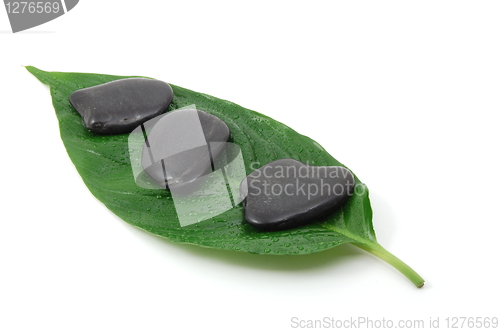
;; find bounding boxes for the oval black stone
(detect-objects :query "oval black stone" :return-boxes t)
[69,78,173,135]
[240,159,355,230]
[141,109,230,189]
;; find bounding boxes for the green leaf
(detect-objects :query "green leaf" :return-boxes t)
[26,66,424,287]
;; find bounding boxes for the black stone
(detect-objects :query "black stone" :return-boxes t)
[69,78,173,135]
[141,109,230,189]
[240,159,355,230]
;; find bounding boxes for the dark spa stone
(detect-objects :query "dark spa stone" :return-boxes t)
[240,159,355,231]
[141,109,230,189]
[69,78,173,134]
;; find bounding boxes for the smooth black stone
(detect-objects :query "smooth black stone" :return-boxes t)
[141,109,230,189]
[69,78,173,135]
[240,159,355,231]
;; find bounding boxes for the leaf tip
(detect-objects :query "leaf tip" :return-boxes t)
[25,66,51,85]
[25,65,41,75]
[25,66,39,78]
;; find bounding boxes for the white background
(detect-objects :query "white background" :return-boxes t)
[1,1,499,331]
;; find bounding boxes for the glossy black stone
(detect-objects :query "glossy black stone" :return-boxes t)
[141,109,230,189]
[69,78,173,135]
[240,159,355,230]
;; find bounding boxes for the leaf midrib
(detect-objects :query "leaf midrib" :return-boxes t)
[322,224,377,247]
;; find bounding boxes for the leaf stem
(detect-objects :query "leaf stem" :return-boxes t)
[352,243,425,288]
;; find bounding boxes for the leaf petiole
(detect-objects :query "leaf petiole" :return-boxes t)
[352,243,425,288]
